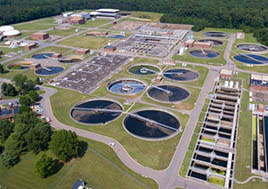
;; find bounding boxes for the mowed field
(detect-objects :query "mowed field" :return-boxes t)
[0,137,158,189]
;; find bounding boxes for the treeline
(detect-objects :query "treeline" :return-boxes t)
[0,0,268,45]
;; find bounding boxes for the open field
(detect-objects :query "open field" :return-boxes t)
[48,28,82,37]
[77,19,111,28]
[128,11,163,22]
[57,35,112,50]
[0,137,157,189]
[14,22,56,31]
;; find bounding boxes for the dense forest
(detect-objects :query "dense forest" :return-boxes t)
[0,0,268,45]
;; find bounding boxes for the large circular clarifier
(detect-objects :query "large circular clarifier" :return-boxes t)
[236,43,268,53]
[108,79,146,95]
[198,39,223,46]
[148,85,189,103]
[32,53,53,59]
[124,109,180,140]
[35,66,64,75]
[204,31,227,37]
[234,54,268,65]
[71,100,122,125]
[163,69,199,81]
[128,64,160,76]
[190,50,219,58]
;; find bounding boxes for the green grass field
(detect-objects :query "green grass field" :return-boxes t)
[0,137,157,189]
[78,19,111,28]
[58,35,111,49]
[48,28,81,37]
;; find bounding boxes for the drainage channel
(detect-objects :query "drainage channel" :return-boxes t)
[187,79,242,189]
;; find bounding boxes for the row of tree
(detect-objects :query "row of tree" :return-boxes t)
[0,0,267,45]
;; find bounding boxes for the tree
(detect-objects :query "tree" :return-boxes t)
[19,96,32,106]
[12,74,35,95]
[49,130,81,161]
[25,122,52,154]
[35,77,42,85]
[18,105,32,114]
[28,90,39,102]
[1,152,20,168]
[0,64,5,73]
[0,120,14,143]
[35,153,56,178]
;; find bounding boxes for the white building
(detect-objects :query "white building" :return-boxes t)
[63,12,73,17]
[90,9,120,18]
[71,12,90,20]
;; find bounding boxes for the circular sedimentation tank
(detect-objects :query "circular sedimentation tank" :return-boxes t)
[198,39,223,46]
[204,31,227,38]
[107,79,146,95]
[124,109,180,140]
[190,49,219,58]
[107,35,125,39]
[7,61,32,70]
[32,53,53,59]
[234,54,268,65]
[58,55,83,63]
[147,85,190,103]
[35,66,64,75]
[163,69,199,81]
[236,43,268,53]
[71,99,123,125]
[128,64,160,76]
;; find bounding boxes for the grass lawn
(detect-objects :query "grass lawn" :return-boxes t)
[128,11,163,22]
[58,35,112,50]
[179,99,209,177]
[78,19,111,28]
[173,40,227,66]
[0,137,157,189]
[48,28,81,37]
[49,86,189,170]
[14,22,56,31]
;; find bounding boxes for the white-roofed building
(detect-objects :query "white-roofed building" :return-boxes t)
[3,29,21,37]
[0,26,14,33]
[90,8,120,18]
[96,9,119,13]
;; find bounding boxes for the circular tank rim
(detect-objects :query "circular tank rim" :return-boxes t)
[236,43,268,54]
[107,78,147,96]
[189,49,220,59]
[31,52,55,59]
[69,98,124,126]
[197,39,224,46]
[6,61,33,71]
[122,108,181,141]
[127,63,161,76]
[203,31,228,38]
[163,67,200,82]
[34,65,64,76]
[146,84,191,104]
[58,55,84,63]
[232,54,268,66]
